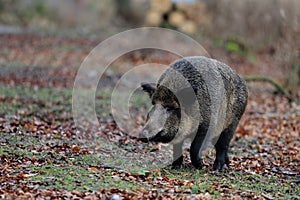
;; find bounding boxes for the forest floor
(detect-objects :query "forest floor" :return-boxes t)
[0,33,299,199]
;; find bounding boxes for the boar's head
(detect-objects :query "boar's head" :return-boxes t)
[140,82,196,143]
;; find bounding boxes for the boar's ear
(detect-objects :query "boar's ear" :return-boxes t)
[141,82,156,97]
[176,87,197,108]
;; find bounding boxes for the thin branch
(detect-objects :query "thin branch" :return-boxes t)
[245,76,293,102]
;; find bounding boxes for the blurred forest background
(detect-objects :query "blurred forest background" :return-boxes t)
[1,1,299,198]
[0,0,299,98]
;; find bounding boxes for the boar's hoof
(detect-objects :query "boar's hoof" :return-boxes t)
[213,156,230,171]
[192,159,203,170]
[171,155,183,169]
[138,132,149,143]
[171,164,181,170]
[139,137,149,143]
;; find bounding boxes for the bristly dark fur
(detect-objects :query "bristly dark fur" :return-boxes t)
[141,56,248,171]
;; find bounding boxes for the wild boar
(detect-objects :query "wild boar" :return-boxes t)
[140,56,248,170]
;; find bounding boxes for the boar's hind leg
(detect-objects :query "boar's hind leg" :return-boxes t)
[213,121,238,171]
[171,141,183,169]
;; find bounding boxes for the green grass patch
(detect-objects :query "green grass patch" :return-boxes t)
[1,131,298,198]
[0,84,149,121]
[0,143,148,192]
[162,169,299,199]
[27,164,147,192]
[0,84,72,117]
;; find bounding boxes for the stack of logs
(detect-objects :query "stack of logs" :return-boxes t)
[146,0,211,34]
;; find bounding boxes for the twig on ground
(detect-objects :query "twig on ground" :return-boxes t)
[245,76,293,102]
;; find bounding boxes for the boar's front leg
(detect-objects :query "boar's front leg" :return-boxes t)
[190,126,207,169]
[171,141,183,169]
[213,121,237,171]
